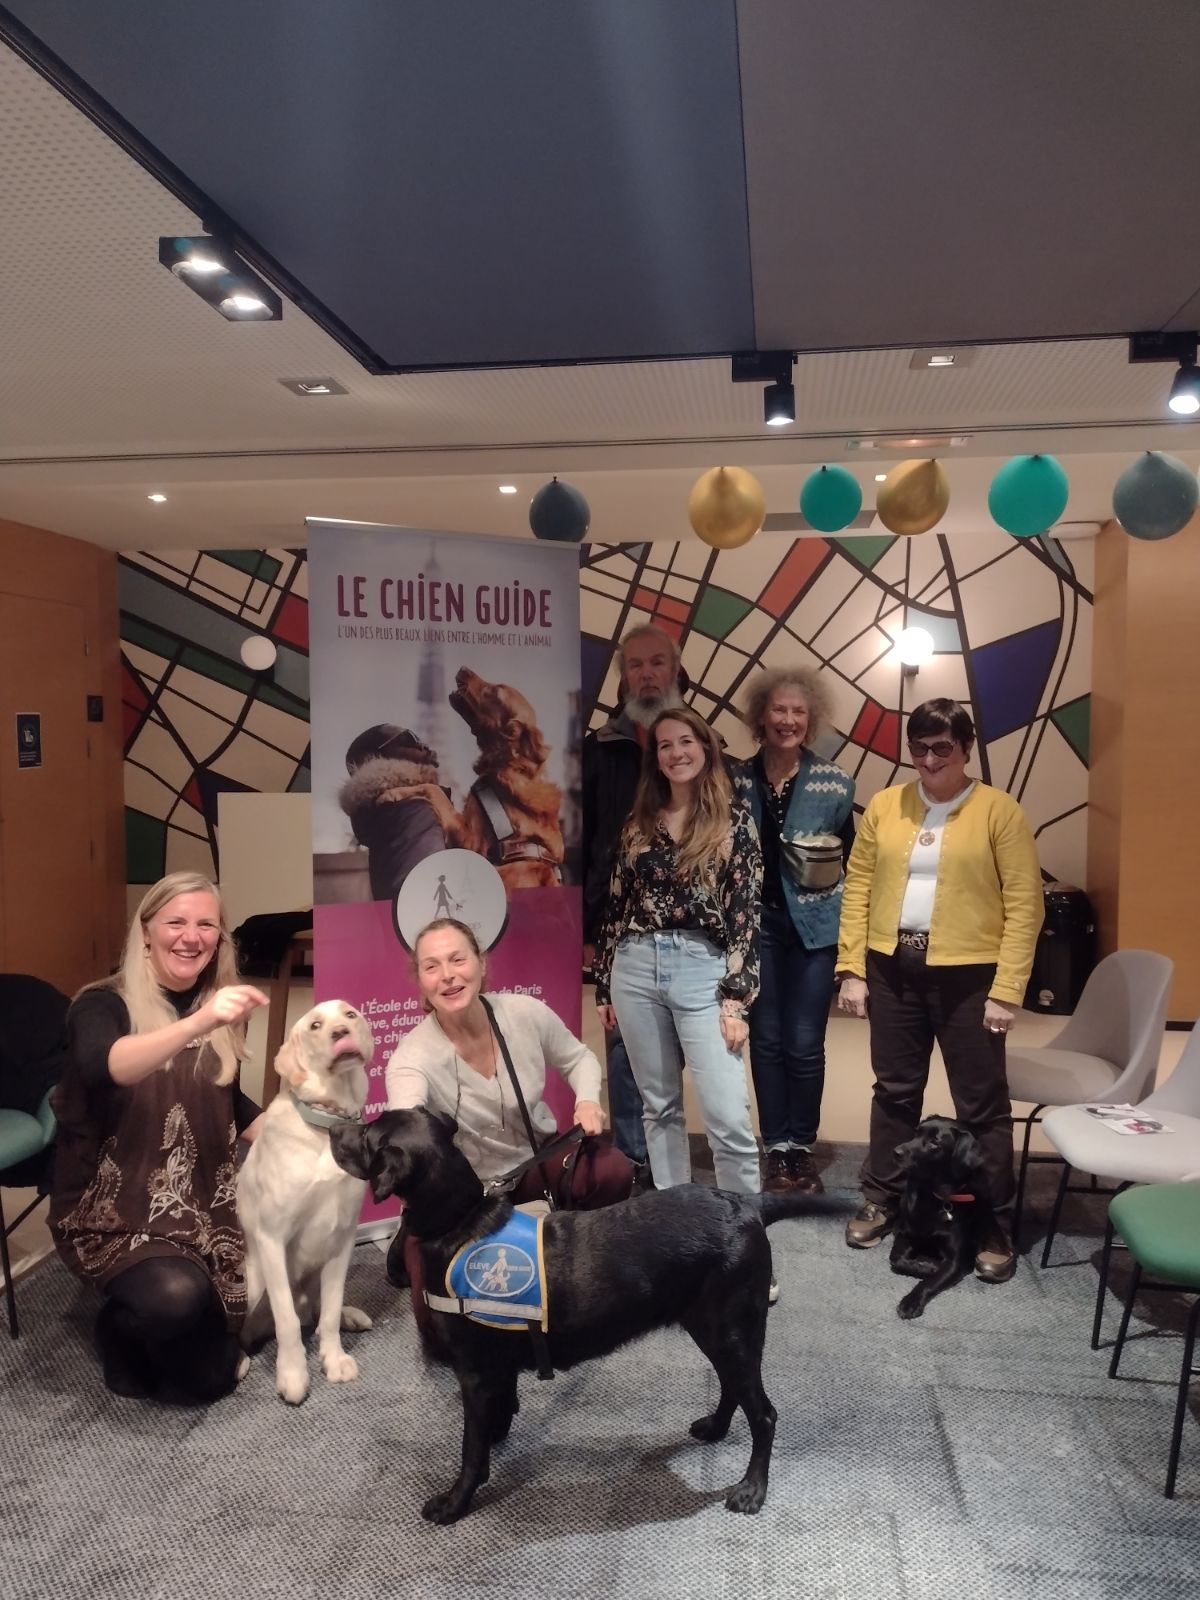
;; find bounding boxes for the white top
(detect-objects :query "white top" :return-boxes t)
[898,781,977,932]
[384,991,603,1182]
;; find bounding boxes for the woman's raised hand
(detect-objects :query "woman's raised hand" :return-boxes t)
[202,984,269,1029]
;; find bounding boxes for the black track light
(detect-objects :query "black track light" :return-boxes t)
[159,236,282,321]
[764,380,795,427]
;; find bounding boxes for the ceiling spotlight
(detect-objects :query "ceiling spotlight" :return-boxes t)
[1128,330,1200,416]
[764,380,795,427]
[1169,360,1200,416]
[874,473,887,482]
[498,484,518,495]
[147,492,167,503]
[159,235,282,322]
[730,350,797,429]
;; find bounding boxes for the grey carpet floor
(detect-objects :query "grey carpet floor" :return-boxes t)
[3,1146,1199,1600]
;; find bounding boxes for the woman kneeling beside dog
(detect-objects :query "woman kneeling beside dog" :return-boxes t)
[384,918,633,1299]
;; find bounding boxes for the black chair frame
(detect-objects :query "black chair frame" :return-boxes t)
[1108,1261,1200,1499]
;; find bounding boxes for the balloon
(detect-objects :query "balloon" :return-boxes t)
[875,459,949,536]
[800,465,862,533]
[687,466,766,549]
[1112,451,1198,541]
[529,477,590,542]
[987,454,1070,538]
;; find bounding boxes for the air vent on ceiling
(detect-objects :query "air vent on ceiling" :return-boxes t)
[764,510,877,535]
[847,435,972,451]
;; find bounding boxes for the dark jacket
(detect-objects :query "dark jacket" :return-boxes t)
[338,755,447,903]
[581,712,644,944]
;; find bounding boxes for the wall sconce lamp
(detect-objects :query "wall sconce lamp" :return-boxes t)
[1128,330,1200,416]
[159,236,282,321]
[240,635,278,680]
[895,626,935,678]
[730,350,797,428]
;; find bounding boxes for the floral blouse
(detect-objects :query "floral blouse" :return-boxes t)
[593,810,763,1006]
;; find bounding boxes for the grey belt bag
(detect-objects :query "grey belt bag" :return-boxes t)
[779,832,844,892]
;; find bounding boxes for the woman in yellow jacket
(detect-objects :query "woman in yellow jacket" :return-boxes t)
[836,698,1042,1282]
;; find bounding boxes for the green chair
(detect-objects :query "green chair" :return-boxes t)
[0,972,69,1339]
[1108,1182,1200,1498]
[0,1092,58,1337]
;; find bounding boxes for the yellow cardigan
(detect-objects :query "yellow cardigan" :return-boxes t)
[836,781,1043,1005]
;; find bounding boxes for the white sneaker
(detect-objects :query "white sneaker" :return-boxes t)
[768,1277,780,1307]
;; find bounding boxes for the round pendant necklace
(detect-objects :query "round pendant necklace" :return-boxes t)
[918,828,936,847]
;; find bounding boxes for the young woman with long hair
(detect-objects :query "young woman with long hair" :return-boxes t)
[594,706,763,1197]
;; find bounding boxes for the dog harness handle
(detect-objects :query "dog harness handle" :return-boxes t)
[472,779,564,880]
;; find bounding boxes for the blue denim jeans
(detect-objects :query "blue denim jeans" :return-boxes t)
[610,931,760,1194]
[748,902,837,1150]
[604,1022,648,1165]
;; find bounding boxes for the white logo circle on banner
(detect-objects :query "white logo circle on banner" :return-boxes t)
[393,848,509,952]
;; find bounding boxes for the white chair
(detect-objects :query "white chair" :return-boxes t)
[1042,1022,1200,1347]
[1006,950,1174,1248]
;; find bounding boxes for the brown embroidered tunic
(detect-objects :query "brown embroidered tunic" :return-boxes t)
[49,985,251,1322]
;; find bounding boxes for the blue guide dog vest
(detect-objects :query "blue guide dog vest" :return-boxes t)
[430,1209,549,1331]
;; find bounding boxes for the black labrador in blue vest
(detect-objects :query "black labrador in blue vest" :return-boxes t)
[331,1107,842,1524]
[890,1115,997,1320]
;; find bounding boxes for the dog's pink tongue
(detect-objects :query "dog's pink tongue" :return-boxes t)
[332,1035,363,1060]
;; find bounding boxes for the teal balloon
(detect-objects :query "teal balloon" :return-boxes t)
[1112,451,1198,541]
[799,464,862,533]
[987,454,1069,537]
[529,477,590,542]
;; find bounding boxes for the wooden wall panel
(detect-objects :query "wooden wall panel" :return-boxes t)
[1088,514,1200,1018]
[0,516,125,991]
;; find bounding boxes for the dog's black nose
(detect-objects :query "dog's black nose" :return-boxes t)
[331,1025,349,1041]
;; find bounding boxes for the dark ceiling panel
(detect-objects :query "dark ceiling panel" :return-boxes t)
[3,0,755,369]
[738,0,1200,350]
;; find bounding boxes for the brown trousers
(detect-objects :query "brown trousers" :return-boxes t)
[862,946,1016,1221]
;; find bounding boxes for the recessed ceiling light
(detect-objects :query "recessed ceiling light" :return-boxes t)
[279,377,348,397]
[907,347,978,371]
[499,484,518,495]
[874,473,887,482]
[147,493,167,503]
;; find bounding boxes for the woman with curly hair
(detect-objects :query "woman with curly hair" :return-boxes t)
[733,667,856,1195]
[50,873,267,1402]
[594,706,763,1197]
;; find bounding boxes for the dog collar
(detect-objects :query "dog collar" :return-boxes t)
[288,1092,363,1130]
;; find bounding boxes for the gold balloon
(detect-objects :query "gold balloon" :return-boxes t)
[687,466,766,549]
[875,458,950,536]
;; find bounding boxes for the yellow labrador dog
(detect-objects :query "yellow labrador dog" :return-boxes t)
[237,1000,375,1404]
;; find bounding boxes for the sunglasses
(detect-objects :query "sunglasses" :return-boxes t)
[908,739,958,759]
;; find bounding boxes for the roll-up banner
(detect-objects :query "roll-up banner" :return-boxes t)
[307,520,583,1227]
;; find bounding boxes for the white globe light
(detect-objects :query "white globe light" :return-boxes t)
[240,635,277,672]
[895,626,935,666]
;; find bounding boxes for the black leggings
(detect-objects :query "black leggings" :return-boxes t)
[96,1256,241,1404]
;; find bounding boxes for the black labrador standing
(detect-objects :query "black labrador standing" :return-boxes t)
[331,1108,842,1523]
[890,1115,998,1320]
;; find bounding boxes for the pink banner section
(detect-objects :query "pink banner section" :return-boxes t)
[316,889,583,1225]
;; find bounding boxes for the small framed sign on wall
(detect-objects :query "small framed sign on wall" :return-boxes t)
[16,712,42,769]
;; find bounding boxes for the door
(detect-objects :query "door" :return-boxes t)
[0,594,96,993]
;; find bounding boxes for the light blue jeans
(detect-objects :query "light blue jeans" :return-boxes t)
[610,931,760,1195]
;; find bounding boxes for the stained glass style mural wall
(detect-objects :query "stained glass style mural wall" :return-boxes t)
[119,549,310,888]
[581,530,1092,888]
[119,529,1091,892]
